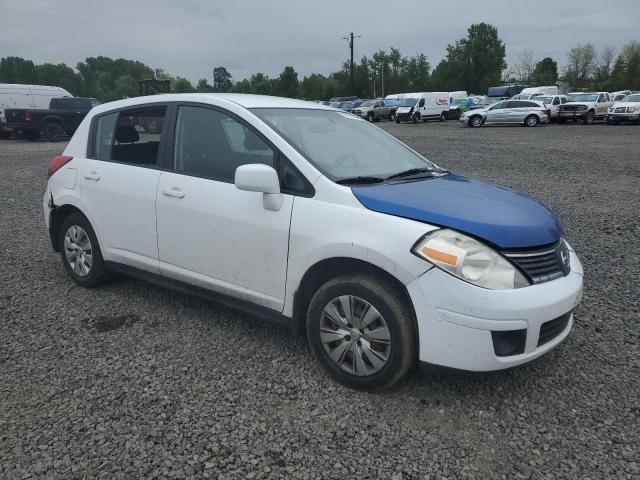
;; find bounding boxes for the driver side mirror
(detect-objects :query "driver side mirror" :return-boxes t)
[234,164,283,211]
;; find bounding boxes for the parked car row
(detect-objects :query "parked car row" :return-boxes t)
[0,83,100,141]
[458,90,640,127]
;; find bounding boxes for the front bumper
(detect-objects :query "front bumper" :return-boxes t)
[396,112,412,122]
[559,110,588,119]
[608,113,639,121]
[407,248,583,371]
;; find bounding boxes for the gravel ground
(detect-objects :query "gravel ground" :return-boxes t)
[1,121,639,479]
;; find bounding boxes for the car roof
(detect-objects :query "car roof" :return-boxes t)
[90,93,333,116]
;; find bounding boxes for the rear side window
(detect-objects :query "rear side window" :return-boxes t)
[173,105,275,182]
[92,106,166,166]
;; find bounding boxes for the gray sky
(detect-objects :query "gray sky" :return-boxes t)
[1,0,639,82]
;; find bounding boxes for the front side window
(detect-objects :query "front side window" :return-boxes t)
[251,108,441,182]
[173,105,275,182]
[93,106,166,165]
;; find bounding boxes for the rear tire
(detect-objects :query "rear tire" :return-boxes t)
[558,118,567,124]
[58,213,109,288]
[44,122,65,142]
[306,274,417,391]
[524,115,539,127]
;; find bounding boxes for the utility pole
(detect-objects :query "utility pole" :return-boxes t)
[342,32,361,96]
[381,64,384,98]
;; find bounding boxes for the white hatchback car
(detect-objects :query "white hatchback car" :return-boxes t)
[44,94,583,390]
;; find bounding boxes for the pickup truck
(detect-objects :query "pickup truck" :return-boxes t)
[557,92,612,124]
[351,99,398,122]
[5,97,100,141]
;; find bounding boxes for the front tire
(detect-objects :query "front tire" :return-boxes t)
[367,112,374,123]
[584,111,595,125]
[389,111,396,121]
[469,115,483,127]
[306,274,417,391]
[59,213,109,288]
[440,112,446,122]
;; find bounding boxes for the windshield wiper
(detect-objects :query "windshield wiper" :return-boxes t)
[385,167,446,181]
[335,176,385,185]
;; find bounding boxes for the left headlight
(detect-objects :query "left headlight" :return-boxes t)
[413,229,530,289]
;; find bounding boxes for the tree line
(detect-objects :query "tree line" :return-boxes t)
[1,23,638,102]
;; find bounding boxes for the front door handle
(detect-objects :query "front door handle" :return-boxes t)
[84,171,100,181]
[162,186,185,198]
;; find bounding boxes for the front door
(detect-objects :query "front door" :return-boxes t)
[156,104,293,311]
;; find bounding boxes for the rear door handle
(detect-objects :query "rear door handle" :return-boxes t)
[162,186,185,198]
[84,171,100,181]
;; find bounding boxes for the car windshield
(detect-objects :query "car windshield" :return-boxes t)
[571,94,598,102]
[360,100,375,107]
[251,108,442,182]
[385,99,400,106]
[623,94,640,102]
[341,102,354,109]
[399,98,417,107]
[452,98,467,105]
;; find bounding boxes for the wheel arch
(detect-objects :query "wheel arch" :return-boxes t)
[291,257,418,350]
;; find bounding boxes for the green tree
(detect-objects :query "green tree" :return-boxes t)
[36,63,85,96]
[213,66,233,92]
[113,74,138,98]
[301,73,332,100]
[532,57,558,86]
[272,66,298,98]
[436,23,506,94]
[172,77,195,93]
[0,56,37,84]
[405,54,431,92]
[196,78,214,92]
[564,43,596,90]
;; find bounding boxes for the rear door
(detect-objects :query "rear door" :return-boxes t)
[155,103,295,311]
[79,104,169,273]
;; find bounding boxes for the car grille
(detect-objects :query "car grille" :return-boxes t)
[614,107,627,113]
[561,105,580,112]
[538,311,572,346]
[503,241,570,284]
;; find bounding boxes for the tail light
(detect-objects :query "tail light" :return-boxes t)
[545,109,551,117]
[24,111,32,121]
[48,155,73,177]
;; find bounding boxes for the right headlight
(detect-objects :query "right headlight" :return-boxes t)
[413,229,530,290]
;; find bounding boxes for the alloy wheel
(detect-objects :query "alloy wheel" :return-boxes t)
[63,225,93,277]
[319,295,391,376]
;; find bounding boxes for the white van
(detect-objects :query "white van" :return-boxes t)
[395,92,450,123]
[513,86,559,100]
[0,84,72,137]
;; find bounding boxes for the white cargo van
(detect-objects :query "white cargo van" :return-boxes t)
[513,86,559,100]
[0,84,72,137]
[395,92,450,123]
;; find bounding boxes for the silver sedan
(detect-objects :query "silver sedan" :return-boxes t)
[460,100,550,127]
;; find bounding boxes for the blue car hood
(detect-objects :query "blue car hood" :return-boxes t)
[352,174,563,249]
